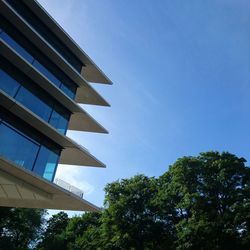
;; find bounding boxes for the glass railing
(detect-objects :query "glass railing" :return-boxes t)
[54,178,84,198]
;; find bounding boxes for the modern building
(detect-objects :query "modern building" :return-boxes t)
[0,0,111,211]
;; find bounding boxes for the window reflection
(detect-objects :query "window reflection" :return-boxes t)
[0,69,20,97]
[0,63,71,134]
[0,32,33,63]
[5,0,83,73]
[49,105,70,135]
[0,122,39,170]
[33,60,61,87]
[15,87,52,121]
[60,82,76,99]
[33,146,60,181]
[1,29,77,99]
[0,110,62,181]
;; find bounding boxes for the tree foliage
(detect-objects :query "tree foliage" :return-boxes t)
[101,175,174,250]
[158,152,250,249]
[36,211,69,250]
[1,151,250,250]
[38,151,250,249]
[0,207,46,250]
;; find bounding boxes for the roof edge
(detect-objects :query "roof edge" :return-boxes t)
[25,0,113,84]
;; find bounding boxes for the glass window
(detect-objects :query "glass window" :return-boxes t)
[5,0,83,73]
[32,60,61,87]
[15,87,52,121]
[0,108,62,181]
[33,146,60,181]
[1,23,77,100]
[0,122,39,170]
[60,83,76,99]
[49,105,70,134]
[0,69,20,97]
[0,32,34,63]
[0,64,71,132]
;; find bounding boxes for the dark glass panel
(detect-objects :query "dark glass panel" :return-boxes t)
[49,105,70,135]
[0,57,71,133]
[0,69,20,97]
[0,106,43,144]
[1,17,78,99]
[15,87,52,121]
[32,60,61,87]
[0,106,62,153]
[5,0,83,73]
[33,146,60,181]
[0,31,34,63]
[0,122,39,170]
[60,83,76,99]
[0,107,62,181]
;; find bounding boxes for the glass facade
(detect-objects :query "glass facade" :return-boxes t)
[0,0,107,190]
[15,87,52,122]
[0,108,61,181]
[32,146,60,182]
[49,107,70,135]
[0,57,71,135]
[5,0,84,73]
[0,122,40,170]
[32,60,61,88]
[0,30,34,63]
[0,19,77,99]
[0,67,20,96]
[0,13,78,183]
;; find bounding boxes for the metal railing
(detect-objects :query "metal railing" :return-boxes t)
[54,178,84,198]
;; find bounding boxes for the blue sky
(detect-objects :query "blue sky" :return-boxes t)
[38,0,250,212]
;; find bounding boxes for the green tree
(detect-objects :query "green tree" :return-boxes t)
[66,212,102,250]
[37,211,102,250]
[101,174,175,250]
[37,211,69,250]
[158,151,250,250]
[0,207,46,250]
[37,151,250,250]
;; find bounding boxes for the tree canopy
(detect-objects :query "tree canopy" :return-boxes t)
[157,152,250,249]
[0,207,46,250]
[1,151,250,249]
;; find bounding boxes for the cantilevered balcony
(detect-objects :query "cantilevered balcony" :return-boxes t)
[0,157,100,211]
